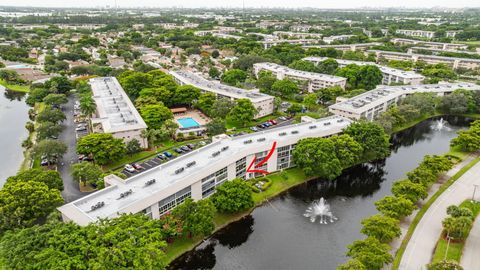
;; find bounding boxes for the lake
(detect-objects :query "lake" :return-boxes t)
[170,116,472,270]
[0,87,30,186]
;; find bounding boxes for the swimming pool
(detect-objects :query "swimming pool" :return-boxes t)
[177,117,200,128]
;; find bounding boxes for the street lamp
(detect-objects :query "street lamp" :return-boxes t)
[472,184,479,202]
[444,232,454,260]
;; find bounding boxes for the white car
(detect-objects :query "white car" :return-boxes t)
[124,164,136,173]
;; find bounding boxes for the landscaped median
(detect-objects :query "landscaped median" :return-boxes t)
[163,168,311,264]
[391,156,480,270]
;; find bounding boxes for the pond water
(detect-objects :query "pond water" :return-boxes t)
[0,87,29,186]
[170,116,472,270]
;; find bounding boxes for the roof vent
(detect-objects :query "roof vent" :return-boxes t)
[309,125,317,129]
[175,167,185,174]
[145,179,156,186]
[91,201,105,211]
[186,161,196,167]
[119,189,133,199]
[221,146,229,151]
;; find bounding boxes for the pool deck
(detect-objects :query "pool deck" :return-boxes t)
[174,109,210,127]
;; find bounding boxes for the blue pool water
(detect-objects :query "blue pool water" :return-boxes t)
[177,117,200,128]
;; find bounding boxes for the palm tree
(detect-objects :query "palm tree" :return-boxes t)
[79,95,96,117]
[141,129,161,150]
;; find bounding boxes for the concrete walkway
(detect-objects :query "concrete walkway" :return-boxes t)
[461,217,480,270]
[399,157,480,270]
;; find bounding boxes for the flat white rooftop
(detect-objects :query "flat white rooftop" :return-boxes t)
[302,42,381,49]
[368,50,480,63]
[58,115,351,223]
[330,83,480,113]
[169,70,272,102]
[89,77,147,133]
[255,62,347,83]
[303,57,425,79]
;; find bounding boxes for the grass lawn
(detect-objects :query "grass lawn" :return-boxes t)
[20,102,46,170]
[226,112,285,130]
[392,156,480,270]
[0,79,30,93]
[431,200,480,264]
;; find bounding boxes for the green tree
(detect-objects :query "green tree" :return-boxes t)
[36,106,66,124]
[36,121,62,140]
[391,180,428,203]
[288,60,318,72]
[255,70,277,92]
[330,134,363,168]
[211,179,254,213]
[196,92,216,115]
[25,121,34,133]
[211,97,235,118]
[0,181,63,232]
[208,67,220,79]
[6,168,63,191]
[44,76,73,94]
[450,121,480,152]
[206,118,227,136]
[72,162,103,186]
[428,260,464,270]
[375,196,415,219]
[32,139,67,163]
[77,133,126,165]
[126,139,142,155]
[361,214,401,242]
[344,121,390,161]
[172,198,216,237]
[337,259,366,270]
[317,85,345,104]
[317,58,339,75]
[172,85,201,106]
[42,93,68,106]
[140,104,173,130]
[79,94,96,116]
[407,165,438,186]
[271,79,299,98]
[118,71,153,99]
[303,93,318,110]
[439,90,470,115]
[221,69,247,86]
[346,237,393,270]
[228,99,258,127]
[139,87,172,106]
[293,137,342,179]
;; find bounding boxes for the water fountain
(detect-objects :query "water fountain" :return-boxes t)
[303,198,337,224]
[432,118,451,131]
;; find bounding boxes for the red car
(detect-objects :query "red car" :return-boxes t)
[269,119,277,125]
[132,163,144,170]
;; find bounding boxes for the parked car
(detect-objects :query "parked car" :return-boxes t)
[264,122,271,127]
[163,151,173,158]
[198,141,207,146]
[78,154,85,161]
[173,148,183,154]
[124,164,136,173]
[40,159,49,166]
[269,119,277,125]
[132,163,144,170]
[157,153,167,160]
[75,126,87,132]
[187,143,195,149]
[279,116,287,121]
[180,146,190,152]
[250,127,258,132]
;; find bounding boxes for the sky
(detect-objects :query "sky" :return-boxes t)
[1,0,479,9]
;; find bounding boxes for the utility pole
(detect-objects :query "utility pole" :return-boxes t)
[472,184,479,202]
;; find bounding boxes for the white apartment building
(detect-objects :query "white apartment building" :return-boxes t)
[446,31,462,38]
[253,62,347,91]
[391,38,468,50]
[89,77,148,148]
[58,115,351,226]
[261,39,321,49]
[303,57,425,85]
[273,31,323,39]
[290,24,312,32]
[169,70,274,119]
[395,29,435,39]
[303,43,382,52]
[329,83,480,121]
[256,20,289,29]
[368,50,480,70]
[408,47,477,56]
[323,35,355,44]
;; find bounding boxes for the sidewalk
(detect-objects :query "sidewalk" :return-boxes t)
[398,156,480,270]
[460,217,480,270]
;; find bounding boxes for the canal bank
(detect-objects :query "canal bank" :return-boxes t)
[168,116,473,269]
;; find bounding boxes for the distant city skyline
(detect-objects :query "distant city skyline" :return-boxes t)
[0,0,479,9]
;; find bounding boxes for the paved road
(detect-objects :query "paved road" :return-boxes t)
[58,94,88,203]
[399,158,480,270]
[461,213,480,270]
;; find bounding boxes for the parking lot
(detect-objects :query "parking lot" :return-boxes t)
[120,140,210,178]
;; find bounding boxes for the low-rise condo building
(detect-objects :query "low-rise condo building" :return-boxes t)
[253,62,347,91]
[303,57,425,85]
[408,47,478,56]
[302,42,382,52]
[323,35,355,44]
[395,29,435,39]
[169,70,274,118]
[58,115,351,226]
[89,77,148,148]
[261,39,321,49]
[391,38,468,50]
[273,31,323,39]
[329,83,480,120]
[368,50,480,70]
